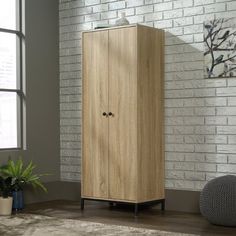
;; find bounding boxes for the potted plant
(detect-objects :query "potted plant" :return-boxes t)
[0,159,47,211]
[0,176,13,215]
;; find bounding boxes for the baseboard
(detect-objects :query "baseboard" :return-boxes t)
[24,181,81,204]
[165,189,200,213]
[24,182,200,213]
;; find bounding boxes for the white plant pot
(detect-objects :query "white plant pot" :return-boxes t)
[0,196,13,216]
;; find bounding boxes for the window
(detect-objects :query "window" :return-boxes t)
[0,0,24,149]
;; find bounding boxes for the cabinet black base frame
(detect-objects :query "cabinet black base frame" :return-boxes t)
[80,198,165,216]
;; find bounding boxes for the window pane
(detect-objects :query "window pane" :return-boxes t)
[0,0,17,30]
[0,92,19,148]
[0,32,18,89]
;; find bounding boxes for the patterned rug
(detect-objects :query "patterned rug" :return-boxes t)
[0,214,198,236]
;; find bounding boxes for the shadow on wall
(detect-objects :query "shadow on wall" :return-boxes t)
[164,31,234,191]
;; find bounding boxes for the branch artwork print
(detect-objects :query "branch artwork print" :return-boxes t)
[204,18,236,78]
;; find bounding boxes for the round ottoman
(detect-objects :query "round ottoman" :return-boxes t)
[200,175,236,226]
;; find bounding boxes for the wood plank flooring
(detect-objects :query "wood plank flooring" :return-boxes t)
[21,200,236,236]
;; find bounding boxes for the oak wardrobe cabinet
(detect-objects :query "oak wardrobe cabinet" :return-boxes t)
[81,24,165,215]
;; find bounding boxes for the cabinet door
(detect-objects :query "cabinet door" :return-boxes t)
[108,27,138,201]
[82,31,109,199]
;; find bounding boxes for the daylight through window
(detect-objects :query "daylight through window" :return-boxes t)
[0,0,23,149]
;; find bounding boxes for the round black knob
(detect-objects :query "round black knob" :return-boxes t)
[102,112,107,116]
[108,112,113,116]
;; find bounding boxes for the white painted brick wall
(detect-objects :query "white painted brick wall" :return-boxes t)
[59,0,236,190]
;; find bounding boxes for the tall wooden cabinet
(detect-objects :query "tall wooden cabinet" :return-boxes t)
[81,24,165,214]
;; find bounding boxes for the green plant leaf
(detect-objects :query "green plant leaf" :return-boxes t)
[27,175,40,182]
[33,179,47,193]
[15,159,23,177]
[8,160,17,176]
[0,158,49,193]
[21,161,35,179]
[1,169,12,176]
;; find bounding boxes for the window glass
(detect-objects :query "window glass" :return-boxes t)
[0,0,22,149]
[0,32,18,89]
[0,92,18,148]
[0,0,17,30]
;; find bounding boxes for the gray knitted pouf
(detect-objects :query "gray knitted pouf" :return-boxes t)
[200,175,236,226]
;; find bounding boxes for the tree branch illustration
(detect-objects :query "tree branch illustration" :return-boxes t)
[204,18,236,77]
[204,18,236,56]
[218,66,236,77]
[214,54,236,66]
[213,31,236,51]
[204,19,219,41]
[211,48,235,52]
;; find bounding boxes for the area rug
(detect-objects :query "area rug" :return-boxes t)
[0,214,198,236]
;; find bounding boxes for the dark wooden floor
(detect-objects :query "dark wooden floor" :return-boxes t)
[20,200,236,236]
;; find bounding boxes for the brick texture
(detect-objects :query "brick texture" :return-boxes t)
[59,0,236,190]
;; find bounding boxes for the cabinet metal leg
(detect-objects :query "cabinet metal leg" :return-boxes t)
[80,198,165,215]
[134,203,138,217]
[81,198,84,210]
[161,199,165,211]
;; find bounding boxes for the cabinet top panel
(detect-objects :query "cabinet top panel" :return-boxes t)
[82,23,163,34]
